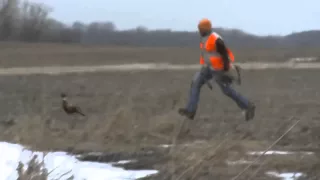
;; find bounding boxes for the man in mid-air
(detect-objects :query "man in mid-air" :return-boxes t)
[178,18,255,121]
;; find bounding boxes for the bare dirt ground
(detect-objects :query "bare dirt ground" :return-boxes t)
[1,43,320,179]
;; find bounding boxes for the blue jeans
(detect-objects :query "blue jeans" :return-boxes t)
[185,67,250,113]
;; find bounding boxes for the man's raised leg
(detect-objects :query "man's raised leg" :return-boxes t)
[216,79,255,121]
[179,67,212,120]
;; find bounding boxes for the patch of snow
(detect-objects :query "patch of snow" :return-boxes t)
[0,142,158,180]
[288,57,317,63]
[226,160,254,165]
[159,141,207,148]
[266,171,304,180]
[113,160,135,165]
[248,150,314,156]
[159,144,173,148]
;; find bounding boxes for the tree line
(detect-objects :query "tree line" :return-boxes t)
[1,0,319,48]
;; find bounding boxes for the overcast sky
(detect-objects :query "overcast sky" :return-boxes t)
[32,0,319,35]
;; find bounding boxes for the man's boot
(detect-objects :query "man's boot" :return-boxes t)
[178,108,196,120]
[245,102,256,121]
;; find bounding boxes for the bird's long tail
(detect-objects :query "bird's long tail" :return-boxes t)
[78,111,85,116]
[76,107,86,116]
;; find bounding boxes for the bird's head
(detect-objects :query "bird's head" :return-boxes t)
[60,93,67,100]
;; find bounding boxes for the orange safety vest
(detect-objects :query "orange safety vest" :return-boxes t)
[199,32,235,70]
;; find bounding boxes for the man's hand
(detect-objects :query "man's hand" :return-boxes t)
[223,64,229,71]
[216,70,235,84]
[200,64,210,75]
[233,64,242,85]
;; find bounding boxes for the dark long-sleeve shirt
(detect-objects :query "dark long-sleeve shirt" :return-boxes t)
[215,38,230,71]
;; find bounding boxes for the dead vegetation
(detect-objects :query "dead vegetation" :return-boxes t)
[16,154,48,180]
[0,43,319,68]
[1,50,320,179]
[16,153,75,180]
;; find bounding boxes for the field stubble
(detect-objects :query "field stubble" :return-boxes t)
[0,42,320,68]
[1,44,320,179]
[1,69,320,179]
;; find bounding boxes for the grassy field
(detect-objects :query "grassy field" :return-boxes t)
[1,43,320,179]
[0,42,320,68]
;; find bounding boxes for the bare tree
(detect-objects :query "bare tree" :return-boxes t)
[0,0,19,40]
[18,1,51,41]
[135,26,148,33]
[0,0,319,48]
[71,21,86,42]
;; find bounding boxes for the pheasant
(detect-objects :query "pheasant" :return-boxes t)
[60,93,85,116]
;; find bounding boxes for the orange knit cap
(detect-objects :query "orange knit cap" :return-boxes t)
[198,18,212,32]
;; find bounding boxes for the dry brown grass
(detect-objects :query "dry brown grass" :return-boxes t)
[16,154,49,180]
[143,139,320,180]
[0,42,320,68]
[1,44,320,179]
[16,153,75,180]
